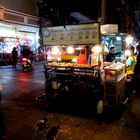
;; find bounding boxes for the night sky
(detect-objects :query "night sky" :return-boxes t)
[47,0,101,11]
[46,0,102,21]
[41,0,140,28]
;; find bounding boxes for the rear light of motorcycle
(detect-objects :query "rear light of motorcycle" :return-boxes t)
[22,58,27,61]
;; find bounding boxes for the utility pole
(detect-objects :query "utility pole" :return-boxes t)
[37,1,44,47]
[101,0,106,25]
[37,0,48,48]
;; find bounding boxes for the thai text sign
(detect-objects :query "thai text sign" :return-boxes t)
[42,23,100,45]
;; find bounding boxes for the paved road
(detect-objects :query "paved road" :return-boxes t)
[0,63,140,140]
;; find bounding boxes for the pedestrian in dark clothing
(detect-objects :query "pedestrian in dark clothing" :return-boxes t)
[12,47,18,69]
[134,44,140,92]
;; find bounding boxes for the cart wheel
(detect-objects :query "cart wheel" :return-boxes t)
[97,100,104,114]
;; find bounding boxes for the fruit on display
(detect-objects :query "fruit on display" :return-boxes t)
[106,70,115,77]
[48,62,92,68]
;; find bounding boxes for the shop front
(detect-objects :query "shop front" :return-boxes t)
[0,24,18,65]
[0,23,39,65]
[0,6,39,65]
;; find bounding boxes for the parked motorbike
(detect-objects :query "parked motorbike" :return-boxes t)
[21,57,32,71]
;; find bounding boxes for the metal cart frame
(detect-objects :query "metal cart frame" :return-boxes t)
[43,63,126,114]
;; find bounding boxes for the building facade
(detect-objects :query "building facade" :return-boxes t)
[0,0,38,16]
[0,0,39,59]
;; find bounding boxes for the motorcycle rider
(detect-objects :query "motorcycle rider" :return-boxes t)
[20,45,33,71]
[21,45,31,58]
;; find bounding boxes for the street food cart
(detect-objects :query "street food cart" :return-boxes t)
[41,23,127,114]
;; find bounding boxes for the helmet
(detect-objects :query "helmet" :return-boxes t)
[109,45,115,49]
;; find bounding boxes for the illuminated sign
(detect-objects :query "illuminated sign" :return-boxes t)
[42,23,100,45]
[100,24,118,34]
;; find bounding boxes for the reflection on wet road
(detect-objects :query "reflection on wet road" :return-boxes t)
[0,63,140,140]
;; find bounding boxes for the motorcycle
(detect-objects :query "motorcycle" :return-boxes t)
[21,57,32,71]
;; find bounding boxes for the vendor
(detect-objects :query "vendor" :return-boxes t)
[126,46,135,77]
[105,45,116,62]
[125,46,135,95]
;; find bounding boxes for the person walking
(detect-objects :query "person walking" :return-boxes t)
[12,47,18,69]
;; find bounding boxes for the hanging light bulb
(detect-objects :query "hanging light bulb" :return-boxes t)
[66,46,75,54]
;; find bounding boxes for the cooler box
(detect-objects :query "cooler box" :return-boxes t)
[104,62,125,83]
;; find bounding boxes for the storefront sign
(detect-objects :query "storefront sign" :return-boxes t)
[18,25,38,33]
[0,26,16,37]
[42,23,100,45]
[100,24,118,34]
